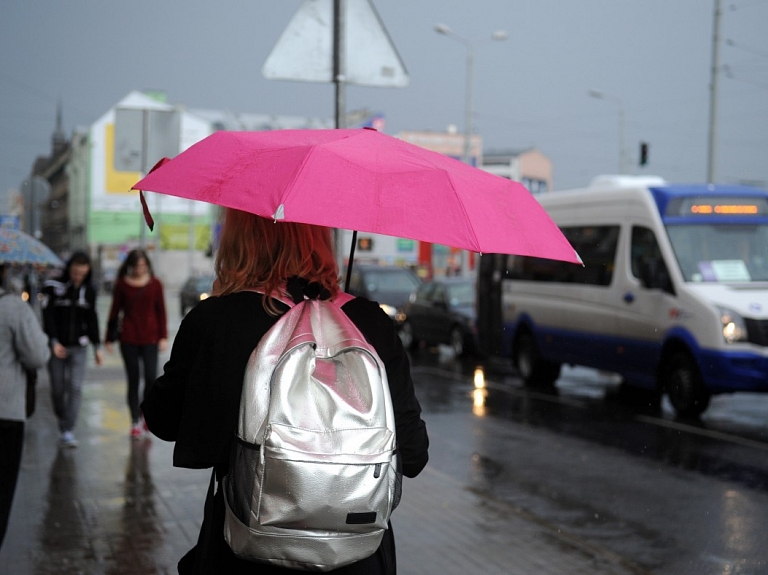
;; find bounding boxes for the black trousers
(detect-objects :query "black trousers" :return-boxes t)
[119,343,159,424]
[0,419,24,550]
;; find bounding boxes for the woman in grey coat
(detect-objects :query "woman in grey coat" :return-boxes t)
[0,263,51,550]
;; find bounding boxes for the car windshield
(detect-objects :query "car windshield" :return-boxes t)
[447,282,475,306]
[365,270,420,294]
[666,224,768,282]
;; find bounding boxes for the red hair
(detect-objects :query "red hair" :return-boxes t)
[214,209,340,313]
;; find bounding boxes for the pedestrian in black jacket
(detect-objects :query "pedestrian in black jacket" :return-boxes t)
[142,209,429,575]
[41,251,103,447]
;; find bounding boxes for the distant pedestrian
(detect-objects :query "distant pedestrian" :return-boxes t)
[105,249,167,439]
[41,251,103,448]
[0,263,50,549]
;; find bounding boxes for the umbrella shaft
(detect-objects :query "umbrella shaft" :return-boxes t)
[344,230,357,292]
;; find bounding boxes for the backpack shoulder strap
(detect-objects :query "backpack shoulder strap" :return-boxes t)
[333,291,355,307]
[244,284,354,308]
[240,288,295,309]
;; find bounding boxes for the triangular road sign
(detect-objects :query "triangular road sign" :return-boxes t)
[262,0,409,88]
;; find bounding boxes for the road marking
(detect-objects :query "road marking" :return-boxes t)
[412,366,587,407]
[413,365,768,451]
[633,415,768,452]
[411,366,469,383]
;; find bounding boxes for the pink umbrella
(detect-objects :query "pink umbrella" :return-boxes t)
[133,129,580,268]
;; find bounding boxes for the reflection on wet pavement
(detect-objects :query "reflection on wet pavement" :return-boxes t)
[411,349,768,495]
[2,372,207,575]
[409,348,768,573]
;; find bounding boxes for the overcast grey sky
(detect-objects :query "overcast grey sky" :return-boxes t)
[1,0,767,208]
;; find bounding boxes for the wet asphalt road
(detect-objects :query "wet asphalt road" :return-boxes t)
[409,345,768,574]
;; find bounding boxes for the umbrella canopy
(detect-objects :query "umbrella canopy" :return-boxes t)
[133,128,580,264]
[0,227,63,267]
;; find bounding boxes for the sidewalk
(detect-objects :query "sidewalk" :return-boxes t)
[0,358,646,575]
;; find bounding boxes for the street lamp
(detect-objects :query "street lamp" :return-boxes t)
[435,24,508,166]
[588,89,628,174]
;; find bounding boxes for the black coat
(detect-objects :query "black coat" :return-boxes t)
[41,279,101,348]
[142,292,429,575]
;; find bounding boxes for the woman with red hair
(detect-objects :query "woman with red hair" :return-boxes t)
[142,208,429,575]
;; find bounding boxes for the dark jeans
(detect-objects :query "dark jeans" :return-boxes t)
[0,419,24,551]
[120,343,159,424]
[48,346,88,433]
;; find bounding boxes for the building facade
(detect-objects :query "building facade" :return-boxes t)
[481,148,553,194]
[48,91,336,287]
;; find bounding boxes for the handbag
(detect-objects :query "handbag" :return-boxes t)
[26,368,37,418]
[106,317,121,342]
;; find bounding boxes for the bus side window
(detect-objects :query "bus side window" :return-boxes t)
[505,225,619,286]
[561,225,620,286]
[631,226,674,294]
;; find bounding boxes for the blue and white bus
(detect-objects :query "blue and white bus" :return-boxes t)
[476,176,768,417]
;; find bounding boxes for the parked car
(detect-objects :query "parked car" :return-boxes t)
[399,277,477,357]
[179,273,215,316]
[345,264,422,322]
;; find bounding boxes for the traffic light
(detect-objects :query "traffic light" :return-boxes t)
[639,142,649,167]
[357,237,373,251]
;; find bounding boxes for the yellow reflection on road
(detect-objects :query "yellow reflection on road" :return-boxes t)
[473,366,488,417]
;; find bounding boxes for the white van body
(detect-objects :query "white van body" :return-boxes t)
[500,176,768,416]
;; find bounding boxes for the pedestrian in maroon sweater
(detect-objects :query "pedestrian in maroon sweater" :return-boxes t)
[105,249,168,438]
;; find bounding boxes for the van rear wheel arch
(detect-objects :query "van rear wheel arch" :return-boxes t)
[513,328,561,387]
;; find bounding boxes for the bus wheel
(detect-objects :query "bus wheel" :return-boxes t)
[662,352,711,417]
[514,331,561,387]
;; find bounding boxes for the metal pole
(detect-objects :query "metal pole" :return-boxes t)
[30,175,36,236]
[459,45,475,275]
[139,110,149,249]
[619,106,627,174]
[188,200,195,276]
[707,0,721,184]
[462,46,474,165]
[333,0,346,130]
[333,0,350,285]
[435,25,506,277]
[588,90,626,174]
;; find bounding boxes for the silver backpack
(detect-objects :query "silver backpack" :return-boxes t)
[223,293,401,571]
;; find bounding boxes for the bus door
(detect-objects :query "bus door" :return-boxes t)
[612,223,677,385]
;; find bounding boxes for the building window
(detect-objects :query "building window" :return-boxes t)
[521,177,549,195]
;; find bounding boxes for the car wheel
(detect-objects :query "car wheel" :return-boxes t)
[514,330,561,387]
[399,321,419,351]
[662,351,711,417]
[449,326,465,357]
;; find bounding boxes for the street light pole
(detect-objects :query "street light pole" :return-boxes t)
[707,0,722,183]
[435,24,507,166]
[463,44,474,165]
[435,25,506,276]
[588,89,627,174]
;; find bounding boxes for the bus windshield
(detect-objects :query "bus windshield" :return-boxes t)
[666,223,768,282]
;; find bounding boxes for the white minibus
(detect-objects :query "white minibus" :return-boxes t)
[476,176,768,416]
